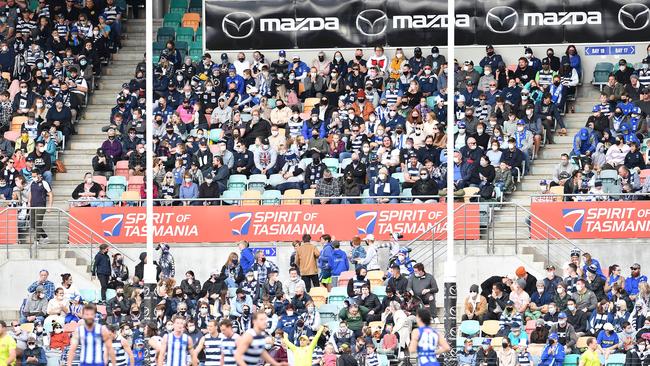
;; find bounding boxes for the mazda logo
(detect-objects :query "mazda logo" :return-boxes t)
[618,3,650,31]
[356,9,388,36]
[485,6,518,33]
[222,12,255,39]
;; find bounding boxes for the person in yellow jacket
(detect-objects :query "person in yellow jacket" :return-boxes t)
[282,326,324,366]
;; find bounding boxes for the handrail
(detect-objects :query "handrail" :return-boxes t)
[510,202,580,247]
[0,206,134,263]
[403,204,464,248]
[67,195,444,206]
[531,192,649,200]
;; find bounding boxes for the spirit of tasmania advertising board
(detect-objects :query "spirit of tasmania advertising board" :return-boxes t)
[70,204,479,243]
[531,201,650,239]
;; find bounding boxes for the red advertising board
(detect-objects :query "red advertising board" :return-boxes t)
[70,204,479,243]
[0,209,17,244]
[530,201,650,239]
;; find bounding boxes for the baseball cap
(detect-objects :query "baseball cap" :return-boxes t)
[546,264,555,270]
[594,180,603,187]
[619,59,627,65]
[279,50,286,57]
[557,312,567,319]
[587,264,598,274]
[220,53,228,60]
[631,263,641,270]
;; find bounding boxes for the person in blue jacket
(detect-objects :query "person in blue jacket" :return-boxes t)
[277,303,299,342]
[571,127,597,157]
[225,65,245,95]
[288,55,310,81]
[369,167,400,203]
[318,234,335,289]
[539,332,565,366]
[238,240,255,277]
[330,240,350,279]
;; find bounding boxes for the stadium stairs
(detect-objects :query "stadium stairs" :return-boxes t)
[1,19,147,295]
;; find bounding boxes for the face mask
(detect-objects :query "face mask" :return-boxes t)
[502,342,508,348]
[28,344,35,350]
[553,81,560,86]
[185,178,192,183]
[286,311,294,317]
[620,66,626,71]
[508,143,515,149]
[334,56,342,62]
[54,328,63,334]
[567,305,576,311]
[517,126,524,132]
[424,69,431,75]
[477,128,484,134]
[522,95,529,100]
[166,325,173,332]
[21,88,28,93]
[378,173,387,180]
[549,307,556,314]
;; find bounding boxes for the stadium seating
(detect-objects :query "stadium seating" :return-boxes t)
[247,174,267,192]
[163,13,183,27]
[169,0,188,13]
[318,303,340,324]
[182,13,201,32]
[337,270,355,287]
[563,354,580,366]
[459,320,480,337]
[241,190,261,205]
[176,27,194,42]
[156,27,175,42]
[221,190,242,205]
[282,189,302,205]
[327,286,348,307]
[115,161,130,178]
[480,320,499,336]
[301,189,316,204]
[107,176,128,201]
[93,176,108,189]
[127,176,144,192]
[366,270,384,286]
[227,175,248,192]
[308,286,328,306]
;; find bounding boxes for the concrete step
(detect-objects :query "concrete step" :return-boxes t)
[112,52,145,62]
[67,140,106,150]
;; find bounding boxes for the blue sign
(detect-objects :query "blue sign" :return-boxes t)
[585,46,609,56]
[252,247,277,257]
[610,46,635,55]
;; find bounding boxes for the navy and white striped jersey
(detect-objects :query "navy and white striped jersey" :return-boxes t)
[220,335,238,366]
[202,334,221,366]
[78,324,105,366]
[110,336,128,366]
[242,329,265,366]
[165,333,189,366]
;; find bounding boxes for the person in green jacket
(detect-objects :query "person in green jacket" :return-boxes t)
[338,303,369,337]
[282,326,324,366]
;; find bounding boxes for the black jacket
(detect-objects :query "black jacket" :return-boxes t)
[92,251,111,276]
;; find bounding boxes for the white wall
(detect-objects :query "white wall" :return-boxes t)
[0,260,95,312]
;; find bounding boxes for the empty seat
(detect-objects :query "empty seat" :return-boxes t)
[308,287,329,307]
[107,176,127,200]
[227,174,247,192]
[261,190,282,205]
[4,131,19,142]
[221,190,241,205]
[247,174,267,192]
[93,176,107,189]
[115,160,129,177]
[156,27,175,42]
[127,175,144,192]
[323,158,339,173]
[301,188,315,205]
[176,26,194,42]
[327,286,348,306]
[182,13,201,32]
[11,116,27,132]
[188,0,202,12]
[267,174,284,187]
[241,190,261,205]
[169,0,188,13]
[282,189,301,205]
[121,190,140,204]
[463,187,480,203]
[337,270,355,287]
[480,320,499,336]
[371,285,386,301]
[366,270,385,286]
[163,13,183,28]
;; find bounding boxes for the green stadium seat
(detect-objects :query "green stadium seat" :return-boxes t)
[227,175,247,192]
[175,41,188,59]
[323,158,339,173]
[152,55,160,64]
[221,190,241,205]
[593,62,614,84]
[153,41,166,54]
[188,0,202,13]
[262,190,282,205]
[195,34,203,44]
[163,13,183,28]
[156,27,175,42]
[190,41,202,52]
[176,27,194,42]
[169,0,188,14]
[474,65,483,75]
[247,174,267,193]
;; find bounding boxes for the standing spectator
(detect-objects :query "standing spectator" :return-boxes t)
[317,234,335,290]
[28,170,52,244]
[92,243,111,303]
[295,234,320,291]
[356,235,380,272]
[237,240,255,278]
[407,263,439,311]
[156,243,175,280]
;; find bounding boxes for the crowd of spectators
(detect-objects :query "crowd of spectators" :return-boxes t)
[0,0,139,241]
[460,250,650,365]
[151,45,450,204]
[538,46,650,201]
[7,233,446,366]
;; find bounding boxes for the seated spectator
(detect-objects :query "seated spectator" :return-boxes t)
[463,284,487,322]
[21,286,48,324]
[314,169,340,204]
[71,172,102,205]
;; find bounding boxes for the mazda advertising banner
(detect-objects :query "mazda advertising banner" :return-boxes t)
[464,0,649,45]
[204,0,450,51]
[204,0,649,50]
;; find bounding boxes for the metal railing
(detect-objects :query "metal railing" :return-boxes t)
[459,201,583,269]
[67,195,444,206]
[0,206,133,268]
[530,192,650,202]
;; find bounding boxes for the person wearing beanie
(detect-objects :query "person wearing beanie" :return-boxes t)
[515,266,538,296]
[463,284,488,322]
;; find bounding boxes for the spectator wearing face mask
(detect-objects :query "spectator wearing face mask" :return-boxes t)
[21,334,45,366]
[463,284,487,322]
